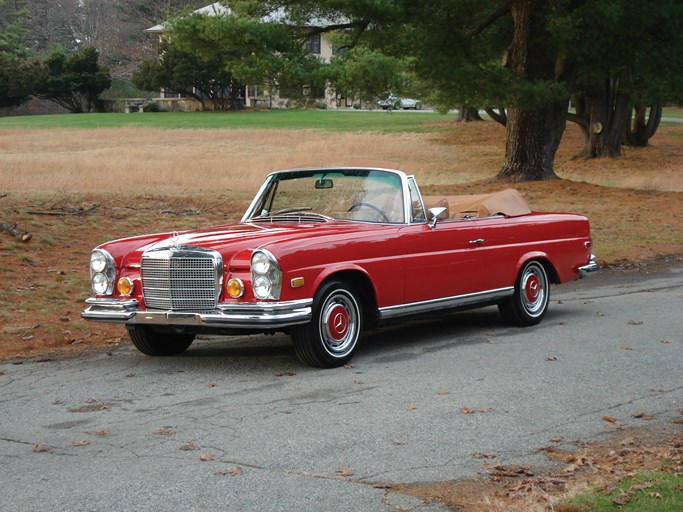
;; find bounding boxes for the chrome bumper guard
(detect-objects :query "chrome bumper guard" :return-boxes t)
[81,297,313,329]
[578,254,599,277]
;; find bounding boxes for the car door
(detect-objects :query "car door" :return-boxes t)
[397,218,483,304]
[465,215,530,291]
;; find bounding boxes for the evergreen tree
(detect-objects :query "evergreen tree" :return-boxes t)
[33,47,112,112]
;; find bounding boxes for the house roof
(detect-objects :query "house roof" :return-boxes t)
[146,1,344,33]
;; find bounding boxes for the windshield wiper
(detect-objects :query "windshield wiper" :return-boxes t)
[249,207,333,222]
[271,207,313,215]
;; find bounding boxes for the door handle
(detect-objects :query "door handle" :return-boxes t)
[469,238,485,246]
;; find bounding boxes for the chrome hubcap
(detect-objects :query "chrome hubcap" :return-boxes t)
[521,264,547,316]
[319,291,359,357]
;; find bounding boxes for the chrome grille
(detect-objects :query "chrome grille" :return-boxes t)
[141,247,222,311]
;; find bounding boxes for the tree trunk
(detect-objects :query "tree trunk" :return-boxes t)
[572,80,631,158]
[485,107,507,126]
[497,0,567,181]
[624,104,662,147]
[228,81,244,110]
[498,101,566,181]
[454,106,483,122]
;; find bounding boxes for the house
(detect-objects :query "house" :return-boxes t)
[146,2,349,110]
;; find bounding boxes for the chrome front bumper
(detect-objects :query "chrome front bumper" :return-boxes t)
[578,254,599,277]
[81,297,313,329]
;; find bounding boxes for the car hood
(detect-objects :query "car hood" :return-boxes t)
[102,220,393,269]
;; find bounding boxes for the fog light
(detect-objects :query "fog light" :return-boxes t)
[117,277,134,296]
[226,278,244,298]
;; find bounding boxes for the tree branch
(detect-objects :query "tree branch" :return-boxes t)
[467,1,513,37]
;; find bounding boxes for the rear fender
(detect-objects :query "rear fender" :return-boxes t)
[515,252,560,284]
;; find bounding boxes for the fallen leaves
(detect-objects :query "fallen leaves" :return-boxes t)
[32,444,51,453]
[153,427,176,437]
[274,371,296,377]
[336,467,354,477]
[215,466,243,476]
[199,454,215,462]
[179,442,197,451]
[68,399,111,413]
[459,407,490,415]
[68,403,110,413]
[485,463,534,481]
[70,440,90,447]
[602,416,625,429]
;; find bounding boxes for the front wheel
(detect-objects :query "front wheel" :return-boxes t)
[498,260,549,326]
[291,281,363,368]
[127,326,195,356]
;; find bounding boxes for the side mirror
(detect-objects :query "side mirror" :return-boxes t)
[428,207,448,228]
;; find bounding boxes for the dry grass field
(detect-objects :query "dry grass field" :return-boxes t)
[1,119,682,362]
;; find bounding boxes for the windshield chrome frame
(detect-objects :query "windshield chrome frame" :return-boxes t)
[241,167,413,224]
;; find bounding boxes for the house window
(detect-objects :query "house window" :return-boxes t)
[304,33,321,54]
[248,85,260,98]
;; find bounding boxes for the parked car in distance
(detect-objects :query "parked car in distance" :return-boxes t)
[377,94,423,110]
[82,165,598,367]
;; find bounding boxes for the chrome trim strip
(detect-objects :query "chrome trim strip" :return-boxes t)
[82,297,139,321]
[81,298,313,329]
[578,254,599,277]
[378,287,514,320]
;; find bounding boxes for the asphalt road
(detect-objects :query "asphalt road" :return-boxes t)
[2,265,682,512]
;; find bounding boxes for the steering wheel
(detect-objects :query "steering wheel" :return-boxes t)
[348,202,391,222]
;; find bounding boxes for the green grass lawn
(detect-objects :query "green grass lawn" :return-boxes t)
[565,471,682,512]
[0,109,449,133]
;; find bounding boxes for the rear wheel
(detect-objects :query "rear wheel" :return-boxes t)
[127,326,195,356]
[291,281,363,368]
[498,260,549,326]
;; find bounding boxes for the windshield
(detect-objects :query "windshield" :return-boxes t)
[245,169,405,224]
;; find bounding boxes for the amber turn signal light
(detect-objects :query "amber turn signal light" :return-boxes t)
[226,278,244,298]
[116,277,134,296]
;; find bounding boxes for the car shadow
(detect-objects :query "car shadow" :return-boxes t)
[136,303,581,369]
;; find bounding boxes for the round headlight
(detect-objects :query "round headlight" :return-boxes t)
[253,276,272,299]
[91,251,108,273]
[251,251,271,275]
[92,273,109,294]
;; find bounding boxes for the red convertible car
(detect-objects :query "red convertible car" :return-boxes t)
[82,165,598,367]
